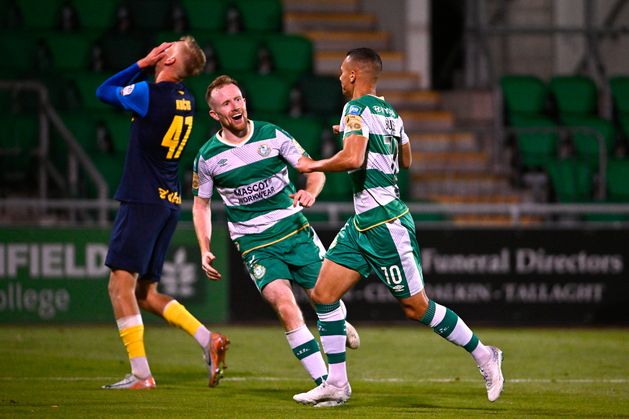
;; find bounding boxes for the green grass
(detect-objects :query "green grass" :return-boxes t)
[0,325,628,418]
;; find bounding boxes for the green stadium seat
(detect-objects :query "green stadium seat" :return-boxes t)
[565,116,616,169]
[71,72,112,111]
[59,112,99,153]
[273,115,323,159]
[546,159,593,203]
[45,33,98,72]
[180,0,229,32]
[211,34,259,74]
[317,171,353,202]
[90,151,125,198]
[264,34,313,83]
[72,0,120,30]
[98,33,148,72]
[0,114,38,178]
[99,112,132,153]
[500,74,548,121]
[233,0,282,33]
[549,75,598,119]
[125,0,175,31]
[297,75,345,119]
[609,75,629,138]
[511,116,559,169]
[185,73,218,112]
[0,32,37,73]
[14,0,64,29]
[606,158,629,202]
[239,74,291,114]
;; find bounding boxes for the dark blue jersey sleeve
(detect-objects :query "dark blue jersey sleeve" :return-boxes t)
[95,63,150,117]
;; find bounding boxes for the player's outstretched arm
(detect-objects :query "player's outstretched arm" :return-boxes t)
[290,171,325,208]
[296,134,368,173]
[192,196,222,280]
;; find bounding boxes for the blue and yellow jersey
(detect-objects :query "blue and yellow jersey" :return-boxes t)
[96,64,195,207]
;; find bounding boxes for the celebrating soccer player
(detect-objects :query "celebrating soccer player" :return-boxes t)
[293,48,504,406]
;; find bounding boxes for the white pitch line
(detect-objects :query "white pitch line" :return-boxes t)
[0,376,627,384]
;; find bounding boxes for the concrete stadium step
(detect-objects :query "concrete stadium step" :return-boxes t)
[412,151,490,172]
[378,72,421,90]
[380,90,441,111]
[305,31,390,52]
[411,173,513,197]
[285,12,376,32]
[410,131,478,152]
[315,50,404,74]
[399,110,454,130]
[283,0,360,13]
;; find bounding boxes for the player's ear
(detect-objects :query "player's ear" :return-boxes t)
[209,109,220,121]
[164,55,176,66]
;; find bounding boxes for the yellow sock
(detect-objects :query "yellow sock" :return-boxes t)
[120,324,146,358]
[163,300,203,337]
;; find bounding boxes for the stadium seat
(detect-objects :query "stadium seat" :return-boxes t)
[233,0,282,33]
[606,158,629,202]
[0,32,37,73]
[90,151,125,198]
[72,0,121,30]
[297,75,345,119]
[511,116,559,169]
[549,75,598,119]
[98,33,148,72]
[500,74,548,122]
[317,171,353,202]
[609,75,629,138]
[273,115,324,159]
[239,74,291,114]
[211,34,260,74]
[44,33,98,72]
[59,112,100,153]
[264,34,313,83]
[70,72,112,111]
[0,114,38,179]
[14,0,64,29]
[546,159,593,203]
[185,73,218,112]
[124,0,175,31]
[565,116,615,169]
[99,112,132,153]
[180,0,229,32]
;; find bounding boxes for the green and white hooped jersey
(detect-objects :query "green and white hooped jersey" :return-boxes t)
[340,95,410,231]
[193,120,310,254]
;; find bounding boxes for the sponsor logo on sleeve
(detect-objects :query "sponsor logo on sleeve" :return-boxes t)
[121,84,135,96]
[348,105,361,115]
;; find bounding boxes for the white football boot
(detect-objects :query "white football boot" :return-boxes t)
[293,381,352,407]
[478,346,504,401]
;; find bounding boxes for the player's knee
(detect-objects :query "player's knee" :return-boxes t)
[311,288,334,305]
[400,300,428,321]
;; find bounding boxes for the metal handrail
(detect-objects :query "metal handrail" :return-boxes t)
[0,80,109,225]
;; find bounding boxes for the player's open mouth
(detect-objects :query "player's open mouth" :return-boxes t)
[232,113,243,121]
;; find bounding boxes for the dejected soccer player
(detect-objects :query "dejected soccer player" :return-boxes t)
[191,75,360,394]
[96,36,229,390]
[293,48,504,407]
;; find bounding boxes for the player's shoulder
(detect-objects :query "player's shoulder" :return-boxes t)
[251,120,292,141]
[358,95,400,119]
[196,134,224,159]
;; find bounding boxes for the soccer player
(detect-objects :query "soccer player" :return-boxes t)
[191,75,360,393]
[293,48,504,406]
[96,37,229,390]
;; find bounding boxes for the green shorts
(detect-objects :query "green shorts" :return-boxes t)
[242,226,326,292]
[326,213,425,299]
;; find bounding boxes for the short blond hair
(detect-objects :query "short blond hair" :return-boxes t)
[178,35,206,77]
[205,74,240,107]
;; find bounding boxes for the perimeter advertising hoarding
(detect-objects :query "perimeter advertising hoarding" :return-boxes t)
[229,227,629,325]
[0,226,229,323]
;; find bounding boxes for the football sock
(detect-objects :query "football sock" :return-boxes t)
[117,314,151,379]
[419,299,492,365]
[315,301,348,387]
[286,325,328,384]
[163,300,210,348]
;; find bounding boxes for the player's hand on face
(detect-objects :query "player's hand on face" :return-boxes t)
[201,251,222,280]
[137,42,173,69]
[332,125,341,135]
[289,190,315,208]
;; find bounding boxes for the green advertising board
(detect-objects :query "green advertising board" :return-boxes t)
[0,224,229,323]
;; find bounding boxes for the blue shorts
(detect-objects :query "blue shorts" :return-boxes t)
[105,202,180,281]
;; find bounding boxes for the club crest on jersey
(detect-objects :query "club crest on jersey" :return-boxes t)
[217,158,228,167]
[121,84,135,96]
[257,144,271,157]
[348,105,361,115]
[252,263,266,280]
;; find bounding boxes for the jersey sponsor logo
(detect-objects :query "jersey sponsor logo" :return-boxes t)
[345,114,363,131]
[121,84,135,96]
[233,179,276,205]
[252,263,266,280]
[158,188,182,205]
[257,144,271,157]
[192,172,199,190]
[348,105,361,115]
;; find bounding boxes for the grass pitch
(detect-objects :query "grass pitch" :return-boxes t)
[0,325,627,418]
